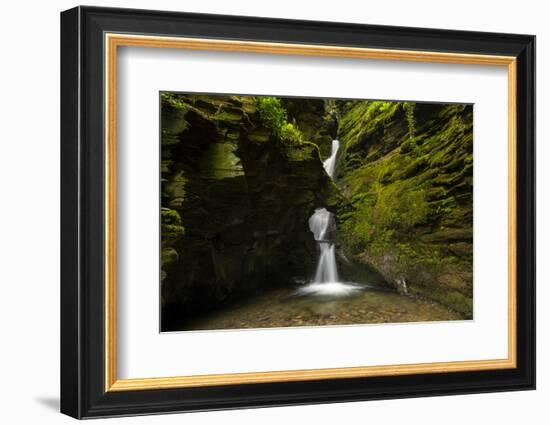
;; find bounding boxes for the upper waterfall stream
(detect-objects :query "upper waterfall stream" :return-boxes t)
[322,139,340,177]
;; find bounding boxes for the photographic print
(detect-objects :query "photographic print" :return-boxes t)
[160,93,473,332]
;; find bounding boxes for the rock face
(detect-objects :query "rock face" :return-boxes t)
[335,100,473,317]
[281,98,338,157]
[161,94,474,328]
[160,94,342,329]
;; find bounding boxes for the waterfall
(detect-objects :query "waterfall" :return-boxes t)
[310,139,340,285]
[298,139,360,296]
[309,208,338,283]
[323,139,340,177]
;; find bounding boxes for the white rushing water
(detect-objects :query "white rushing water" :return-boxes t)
[322,139,340,177]
[309,208,338,282]
[308,207,333,242]
[298,139,361,297]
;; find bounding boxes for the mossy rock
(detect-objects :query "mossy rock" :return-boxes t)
[335,99,473,317]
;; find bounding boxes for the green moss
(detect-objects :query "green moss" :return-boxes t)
[280,122,304,145]
[161,92,190,110]
[161,208,184,243]
[255,97,287,135]
[410,285,473,317]
[161,247,179,266]
[335,100,473,317]
[394,156,425,180]
[160,247,179,283]
[213,109,243,121]
[404,102,416,142]
[160,95,189,144]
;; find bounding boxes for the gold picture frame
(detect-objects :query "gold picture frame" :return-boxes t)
[104,33,517,392]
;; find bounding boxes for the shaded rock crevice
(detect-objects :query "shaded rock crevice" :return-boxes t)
[160,94,343,329]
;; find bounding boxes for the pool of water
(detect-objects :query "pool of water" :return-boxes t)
[179,283,464,331]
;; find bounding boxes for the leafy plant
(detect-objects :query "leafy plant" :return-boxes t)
[280,122,303,144]
[255,96,305,145]
[255,97,287,136]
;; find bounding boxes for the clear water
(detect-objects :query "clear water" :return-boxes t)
[183,286,462,331]
[295,281,362,296]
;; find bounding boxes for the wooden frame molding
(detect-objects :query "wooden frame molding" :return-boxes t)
[104,33,518,392]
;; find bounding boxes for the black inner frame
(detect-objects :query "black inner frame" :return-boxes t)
[60,6,535,419]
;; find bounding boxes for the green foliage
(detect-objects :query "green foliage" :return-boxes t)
[279,122,303,144]
[255,97,287,135]
[255,97,305,145]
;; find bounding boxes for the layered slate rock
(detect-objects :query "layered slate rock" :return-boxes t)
[335,100,473,317]
[160,94,342,329]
